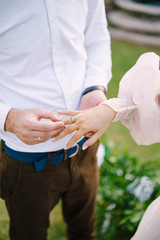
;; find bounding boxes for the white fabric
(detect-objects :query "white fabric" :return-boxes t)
[102,52,160,145]
[102,52,160,240]
[131,196,160,240]
[0,0,112,152]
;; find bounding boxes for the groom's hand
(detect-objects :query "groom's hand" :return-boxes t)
[5,108,64,145]
[80,90,107,137]
[80,89,107,110]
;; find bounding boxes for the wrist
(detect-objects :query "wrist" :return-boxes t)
[99,104,117,120]
[82,86,106,97]
[4,108,19,132]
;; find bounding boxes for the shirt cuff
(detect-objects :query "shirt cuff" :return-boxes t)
[0,102,12,133]
[101,97,138,122]
[82,75,109,93]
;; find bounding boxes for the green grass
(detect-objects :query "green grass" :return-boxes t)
[0,201,9,240]
[1,40,160,239]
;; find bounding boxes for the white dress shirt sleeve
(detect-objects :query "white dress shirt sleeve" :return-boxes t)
[83,0,112,91]
[0,102,12,133]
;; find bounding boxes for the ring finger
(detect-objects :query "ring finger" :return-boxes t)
[63,116,78,125]
[31,128,65,144]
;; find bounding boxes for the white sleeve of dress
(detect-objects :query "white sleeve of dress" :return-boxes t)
[131,196,160,240]
[101,97,138,122]
[100,52,160,145]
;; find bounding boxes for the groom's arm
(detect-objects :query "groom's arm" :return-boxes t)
[81,0,112,110]
[80,89,107,110]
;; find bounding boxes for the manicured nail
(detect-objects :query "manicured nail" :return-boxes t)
[52,137,56,142]
[82,145,88,151]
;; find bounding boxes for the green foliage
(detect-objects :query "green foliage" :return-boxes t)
[96,145,160,240]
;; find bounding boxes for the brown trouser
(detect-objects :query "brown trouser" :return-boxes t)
[0,142,99,240]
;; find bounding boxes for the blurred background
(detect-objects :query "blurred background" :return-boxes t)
[1,1,160,239]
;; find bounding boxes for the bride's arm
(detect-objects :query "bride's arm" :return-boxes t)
[53,97,135,149]
[53,95,137,149]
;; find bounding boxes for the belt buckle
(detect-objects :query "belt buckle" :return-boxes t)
[69,143,79,158]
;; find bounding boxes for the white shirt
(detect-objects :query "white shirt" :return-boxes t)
[0,0,112,152]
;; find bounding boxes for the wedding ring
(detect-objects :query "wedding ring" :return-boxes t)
[37,137,41,142]
[71,117,75,123]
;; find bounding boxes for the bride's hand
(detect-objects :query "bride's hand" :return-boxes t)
[53,104,116,149]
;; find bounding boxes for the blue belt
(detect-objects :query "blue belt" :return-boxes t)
[2,137,87,172]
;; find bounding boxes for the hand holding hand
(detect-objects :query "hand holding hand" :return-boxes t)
[54,104,116,149]
[5,108,64,145]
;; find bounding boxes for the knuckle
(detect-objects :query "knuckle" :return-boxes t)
[21,130,28,138]
[78,120,86,128]
[65,126,72,133]
[78,118,84,124]
[81,124,87,131]
[42,137,48,142]
[23,139,30,145]
[71,136,76,142]
[54,128,61,134]
[49,125,54,131]
[41,125,49,131]
[45,125,52,131]
[22,120,30,129]
[54,131,61,137]
[72,134,79,141]
[43,132,51,138]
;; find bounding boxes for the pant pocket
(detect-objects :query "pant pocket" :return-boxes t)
[0,151,21,200]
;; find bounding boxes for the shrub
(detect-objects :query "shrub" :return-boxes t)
[96,145,160,240]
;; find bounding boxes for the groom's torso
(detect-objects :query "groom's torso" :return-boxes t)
[0,0,89,152]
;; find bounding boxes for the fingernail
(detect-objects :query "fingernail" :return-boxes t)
[82,145,88,151]
[52,138,56,142]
